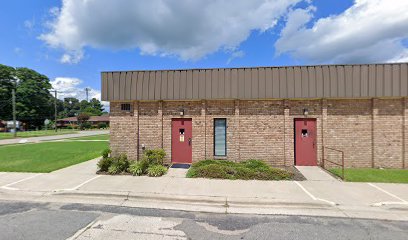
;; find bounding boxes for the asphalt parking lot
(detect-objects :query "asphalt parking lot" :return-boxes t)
[0,159,407,221]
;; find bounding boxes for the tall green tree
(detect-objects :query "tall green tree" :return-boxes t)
[0,64,15,120]
[61,98,80,117]
[14,67,54,128]
[81,98,104,116]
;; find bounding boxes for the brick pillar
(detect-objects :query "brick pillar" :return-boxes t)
[321,99,327,166]
[404,97,407,169]
[201,100,207,159]
[283,99,291,166]
[235,99,240,162]
[134,101,140,161]
[371,98,378,168]
[158,101,163,149]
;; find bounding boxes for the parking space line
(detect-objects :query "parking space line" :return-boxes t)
[367,183,407,203]
[294,181,337,206]
[59,175,101,191]
[0,173,43,191]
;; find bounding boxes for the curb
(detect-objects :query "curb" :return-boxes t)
[52,190,334,209]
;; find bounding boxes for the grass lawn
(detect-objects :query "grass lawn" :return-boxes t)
[186,160,293,180]
[0,140,108,173]
[0,129,78,140]
[330,168,408,183]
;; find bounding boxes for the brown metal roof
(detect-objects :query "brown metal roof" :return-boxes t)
[57,115,110,122]
[101,63,408,101]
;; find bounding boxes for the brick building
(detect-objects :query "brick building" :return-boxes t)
[102,63,408,169]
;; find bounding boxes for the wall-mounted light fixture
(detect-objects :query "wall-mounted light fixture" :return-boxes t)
[303,108,309,117]
[179,108,185,116]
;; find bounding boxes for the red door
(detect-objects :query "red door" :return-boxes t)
[295,118,317,166]
[171,118,192,164]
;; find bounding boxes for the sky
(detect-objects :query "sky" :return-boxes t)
[1,0,408,109]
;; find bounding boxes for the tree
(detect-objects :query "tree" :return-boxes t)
[61,98,80,117]
[14,67,53,128]
[81,98,104,116]
[0,64,15,120]
[77,112,90,130]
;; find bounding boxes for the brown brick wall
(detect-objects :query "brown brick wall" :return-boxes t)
[325,99,372,168]
[109,102,138,160]
[109,98,407,169]
[373,99,404,168]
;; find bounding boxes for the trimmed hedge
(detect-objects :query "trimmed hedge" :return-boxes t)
[187,159,293,180]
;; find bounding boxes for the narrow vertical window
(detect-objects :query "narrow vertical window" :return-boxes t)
[214,119,227,156]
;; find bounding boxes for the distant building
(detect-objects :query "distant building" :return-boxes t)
[0,120,24,132]
[57,115,110,128]
[0,120,5,132]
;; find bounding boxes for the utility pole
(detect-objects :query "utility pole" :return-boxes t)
[12,89,16,138]
[85,88,89,102]
[54,90,58,132]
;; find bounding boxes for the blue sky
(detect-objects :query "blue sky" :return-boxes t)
[0,0,407,102]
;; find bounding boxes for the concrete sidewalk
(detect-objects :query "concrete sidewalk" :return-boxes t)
[295,166,339,181]
[0,130,108,145]
[0,159,407,221]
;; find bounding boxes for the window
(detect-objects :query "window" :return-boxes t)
[121,103,131,111]
[214,119,227,156]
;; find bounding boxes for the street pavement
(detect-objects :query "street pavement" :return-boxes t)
[0,200,407,240]
[0,159,407,222]
[0,130,109,145]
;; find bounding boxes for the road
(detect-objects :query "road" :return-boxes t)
[0,130,109,145]
[0,200,406,240]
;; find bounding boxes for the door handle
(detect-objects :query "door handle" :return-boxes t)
[188,138,192,146]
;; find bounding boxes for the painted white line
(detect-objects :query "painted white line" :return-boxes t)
[0,173,43,190]
[371,201,408,207]
[367,183,407,203]
[295,181,337,206]
[59,175,101,191]
[1,186,19,191]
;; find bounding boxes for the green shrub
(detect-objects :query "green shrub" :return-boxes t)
[234,166,257,180]
[257,168,293,180]
[127,162,144,176]
[127,159,149,176]
[66,125,73,130]
[102,148,111,158]
[191,159,235,168]
[143,149,166,165]
[98,123,108,129]
[186,160,293,181]
[97,157,113,172]
[81,122,92,130]
[241,160,269,171]
[191,164,235,179]
[138,159,149,172]
[147,165,168,177]
[108,164,121,175]
[115,154,130,171]
[103,154,130,174]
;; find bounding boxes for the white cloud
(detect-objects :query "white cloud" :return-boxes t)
[40,0,302,63]
[50,77,109,111]
[275,0,408,63]
[60,50,83,64]
[227,50,245,64]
